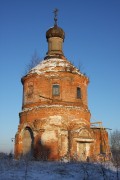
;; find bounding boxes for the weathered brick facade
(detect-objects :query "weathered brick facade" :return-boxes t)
[15,18,110,161]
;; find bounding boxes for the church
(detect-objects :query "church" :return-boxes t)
[15,10,110,161]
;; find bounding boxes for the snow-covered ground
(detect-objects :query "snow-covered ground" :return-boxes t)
[0,158,119,180]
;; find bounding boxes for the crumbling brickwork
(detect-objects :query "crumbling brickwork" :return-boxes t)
[15,18,110,161]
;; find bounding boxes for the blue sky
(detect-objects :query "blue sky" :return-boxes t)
[0,0,120,153]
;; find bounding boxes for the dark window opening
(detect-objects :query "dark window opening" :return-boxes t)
[77,87,81,99]
[100,142,106,154]
[52,85,60,96]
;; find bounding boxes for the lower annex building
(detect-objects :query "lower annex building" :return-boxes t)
[15,12,111,161]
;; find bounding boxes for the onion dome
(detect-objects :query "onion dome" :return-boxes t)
[46,25,65,41]
[46,9,65,41]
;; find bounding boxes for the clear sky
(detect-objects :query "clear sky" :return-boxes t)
[0,0,120,153]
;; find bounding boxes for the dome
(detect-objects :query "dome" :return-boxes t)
[46,25,65,41]
[28,58,86,78]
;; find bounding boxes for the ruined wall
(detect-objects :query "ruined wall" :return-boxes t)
[22,70,89,109]
[15,106,91,160]
[90,128,111,160]
[15,58,110,161]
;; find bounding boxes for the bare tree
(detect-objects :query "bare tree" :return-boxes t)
[110,129,120,179]
[25,51,41,74]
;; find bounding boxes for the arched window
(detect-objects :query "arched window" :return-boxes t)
[77,87,81,99]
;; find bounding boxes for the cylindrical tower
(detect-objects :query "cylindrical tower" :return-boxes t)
[15,12,94,161]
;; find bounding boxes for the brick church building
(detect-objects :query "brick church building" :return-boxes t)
[15,11,110,161]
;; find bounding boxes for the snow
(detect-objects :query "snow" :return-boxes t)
[0,158,119,180]
[22,104,84,113]
[28,58,85,77]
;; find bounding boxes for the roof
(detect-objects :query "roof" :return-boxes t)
[28,58,86,77]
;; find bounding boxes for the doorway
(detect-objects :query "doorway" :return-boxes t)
[77,142,90,161]
[22,127,34,157]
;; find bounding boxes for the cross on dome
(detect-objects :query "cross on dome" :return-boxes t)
[53,8,58,26]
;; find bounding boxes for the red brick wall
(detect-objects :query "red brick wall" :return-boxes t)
[15,59,110,161]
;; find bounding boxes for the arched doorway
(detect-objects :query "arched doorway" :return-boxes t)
[22,127,34,157]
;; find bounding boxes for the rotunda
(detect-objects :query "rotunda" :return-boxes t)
[15,11,110,161]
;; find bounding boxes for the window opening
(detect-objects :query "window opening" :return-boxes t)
[77,87,81,99]
[52,85,60,96]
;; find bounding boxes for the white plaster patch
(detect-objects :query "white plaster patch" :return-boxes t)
[49,115,62,125]
[86,143,90,156]
[41,131,57,145]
